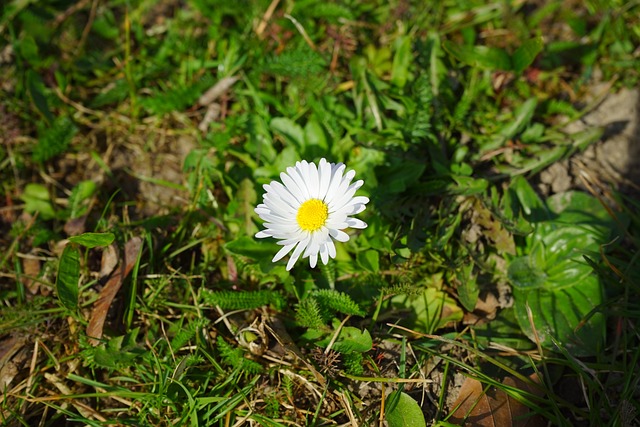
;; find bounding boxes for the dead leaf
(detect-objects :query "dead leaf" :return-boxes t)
[64,215,87,236]
[463,198,515,256]
[0,335,28,392]
[21,254,41,294]
[463,293,501,325]
[100,243,119,280]
[449,374,545,427]
[86,237,142,345]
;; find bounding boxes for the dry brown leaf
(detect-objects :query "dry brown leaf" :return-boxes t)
[449,374,545,427]
[86,237,142,345]
[99,243,119,280]
[64,215,87,236]
[463,293,502,325]
[21,254,41,294]
[0,335,28,392]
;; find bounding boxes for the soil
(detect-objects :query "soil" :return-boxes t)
[539,85,640,197]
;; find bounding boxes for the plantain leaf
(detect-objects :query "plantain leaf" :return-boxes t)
[56,244,80,310]
[508,191,618,356]
[386,391,426,427]
[69,232,115,248]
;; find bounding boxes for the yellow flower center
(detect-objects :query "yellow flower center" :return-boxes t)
[296,199,329,232]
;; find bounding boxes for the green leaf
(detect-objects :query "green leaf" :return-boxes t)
[56,244,80,310]
[225,236,280,261]
[507,255,547,290]
[68,232,115,248]
[443,41,512,70]
[68,180,97,219]
[512,37,543,73]
[392,288,463,334]
[570,126,604,151]
[27,70,53,123]
[391,35,412,88]
[456,264,479,312]
[303,119,328,150]
[510,176,548,221]
[357,249,380,273]
[385,391,426,427]
[270,117,305,149]
[513,277,605,357]
[508,191,617,356]
[317,325,372,353]
[499,98,538,141]
[473,307,536,351]
[20,183,55,220]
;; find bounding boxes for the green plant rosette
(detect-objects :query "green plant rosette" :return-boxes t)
[508,191,618,356]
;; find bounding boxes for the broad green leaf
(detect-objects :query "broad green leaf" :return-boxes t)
[386,391,426,427]
[507,255,547,290]
[512,37,543,73]
[270,117,305,149]
[443,40,512,70]
[245,115,277,164]
[303,119,328,149]
[303,118,328,159]
[473,307,536,351]
[317,326,372,353]
[356,249,379,273]
[377,157,425,195]
[392,288,463,334]
[512,277,605,357]
[508,191,617,355]
[56,244,80,310]
[391,35,412,87]
[20,183,55,220]
[456,263,479,312]
[510,176,548,221]
[225,236,280,261]
[68,232,115,248]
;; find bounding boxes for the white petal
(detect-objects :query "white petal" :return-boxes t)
[329,179,363,211]
[273,243,296,262]
[346,218,367,229]
[286,236,309,270]
[281,171,306,203]
[318,158,331,199]
[264,195,296,218]
[270,182,301,210]
[327,239,336,258]
[296,161,312,197]
[318,244,328,265]
[331,170,356,204]
[256,230,272,238]
[308,161,320,198]
[309,252,318,268]
[303,232,323,259]
[324,163,346,201]
[329,229,350,242]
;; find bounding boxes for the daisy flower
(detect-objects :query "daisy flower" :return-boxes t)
[255,158,369,270]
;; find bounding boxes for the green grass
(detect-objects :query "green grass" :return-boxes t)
[1,0,640,426]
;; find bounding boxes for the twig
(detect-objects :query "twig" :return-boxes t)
[255,0,281,38]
